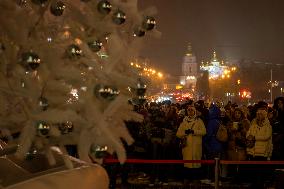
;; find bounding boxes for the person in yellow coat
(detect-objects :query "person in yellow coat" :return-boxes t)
[176,105,206,181]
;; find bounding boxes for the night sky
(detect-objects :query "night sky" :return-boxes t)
[138,0,284,76]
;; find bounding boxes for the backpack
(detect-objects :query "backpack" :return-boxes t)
[216,123,228,142]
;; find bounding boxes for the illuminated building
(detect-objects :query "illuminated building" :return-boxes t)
[180,43,198,89]
[200,51,230,80]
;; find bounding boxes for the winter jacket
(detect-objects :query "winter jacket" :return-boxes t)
[176,116,206,168]
[246,118,273,158]
[204,105,224,154]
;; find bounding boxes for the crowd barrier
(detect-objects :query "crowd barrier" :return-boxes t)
[104,158,284,189]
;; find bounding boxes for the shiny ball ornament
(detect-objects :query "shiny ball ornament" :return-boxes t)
[58,121,74,135]
[36,121,50,136]
[133,27,146,37]
[97,0,112,15]
[67,44,82,59]
[94,84,119,101]
[25,147,38,160]
[17,0,27,6]
[38,97,49,111]
[50,1,66,16]
[90,145,108,159]
[88,40,103,52]
[142,16,156,31]
[112,10,126,25]
[134,79,147,105]
[21,52,41,70]
[108,87,120,101]
[31,0,48,5]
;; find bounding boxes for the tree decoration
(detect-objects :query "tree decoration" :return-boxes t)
[134,78,147,105]
[38,97,49,111]
[57,121,74,135]
[50,1,66,16]
[36,121,50,136]
[142,16,156,31]
[133,27,146,37]
[25,146,38,160]
[90,145,108,159]
[21,52,41,70]
[94,84,120,101]
[88,40,103,52]
[0,0,156,179]
[112,10,126,25]
[67,44,82,59]
[97,0,112,15]
[16,0,27,6]
[31,0,48,5]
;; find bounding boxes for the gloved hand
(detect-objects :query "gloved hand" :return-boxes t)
[185,129,194,135]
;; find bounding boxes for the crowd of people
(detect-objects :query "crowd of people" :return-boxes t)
[108,97,284,188]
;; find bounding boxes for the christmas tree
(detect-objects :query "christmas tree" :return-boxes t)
[0,0,157,188]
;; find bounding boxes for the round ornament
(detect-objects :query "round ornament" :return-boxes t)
[57,121,73,135]
[112,10,126,25]
[133,79,147,105]
[88,40,103,52]
[94,84,119,101]
[90,145,108,159]
[31,0,48,5]
[38,97,49,111]
[25,147,38,160]
[36,121,50,136]
[142,16,156,31]
[133,27,146,37]
[17,0,27,6]
[67,44,82,59]
[21,52,41,70]
[50,1,66,16]
[97,0,112,15]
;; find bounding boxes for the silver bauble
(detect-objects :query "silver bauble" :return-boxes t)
[142,16,156,31]
[50,1,66,16]
[21,52,41,70]
[88,40,103,52]
[67,44,82,59]
[36,121,50,136]
[97,0,112,15]
[112,10,126,25]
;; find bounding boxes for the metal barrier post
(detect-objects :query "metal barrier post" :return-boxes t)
[214,158,220,189]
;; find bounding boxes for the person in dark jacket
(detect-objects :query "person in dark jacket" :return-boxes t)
[203,104,225,181]
[204,104,225,157]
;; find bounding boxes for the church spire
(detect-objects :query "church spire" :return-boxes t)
[186,43,193,56]
[212,51,218,61]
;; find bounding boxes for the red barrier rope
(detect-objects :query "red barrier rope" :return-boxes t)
[104,158,215,164]
[103,158,284,165]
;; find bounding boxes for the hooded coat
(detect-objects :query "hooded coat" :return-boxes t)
[204,105,224,154]
[176,109,206,168]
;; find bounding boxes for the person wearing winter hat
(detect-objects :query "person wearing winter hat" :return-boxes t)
[246,106,272,189]
[176,105,206,182]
